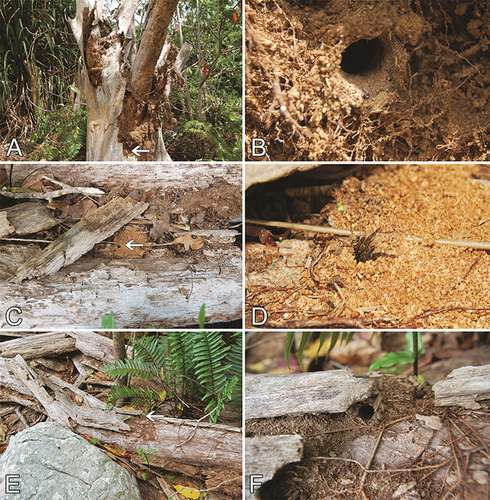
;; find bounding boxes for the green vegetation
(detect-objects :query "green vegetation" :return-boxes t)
[0,0,77,139]
[137,447,159,465]
[285,331,424,378]
[103,332,242,423]
[100,311,116,329]
[26,107,86,161]
[369,332,425,378]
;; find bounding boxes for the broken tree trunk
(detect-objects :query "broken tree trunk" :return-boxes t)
[1,252,241,329]
[433,364,490,409]
[245,371,374,419]
[15,197,148,282]
[70,0,180,161]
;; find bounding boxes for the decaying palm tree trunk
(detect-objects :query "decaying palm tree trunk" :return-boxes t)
[70,0,186,161]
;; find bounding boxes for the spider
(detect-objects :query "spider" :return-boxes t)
[353,228,396,263]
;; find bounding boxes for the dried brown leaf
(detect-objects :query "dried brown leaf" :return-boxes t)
[172,233,205,251]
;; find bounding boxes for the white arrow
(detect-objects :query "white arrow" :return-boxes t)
[125,239,144,251]
[146,411,171,422]
[132,145,150,157]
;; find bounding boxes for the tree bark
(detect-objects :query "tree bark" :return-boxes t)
[70,0,181,161]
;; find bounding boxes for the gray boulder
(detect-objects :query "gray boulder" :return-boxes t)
[0,421,142,500]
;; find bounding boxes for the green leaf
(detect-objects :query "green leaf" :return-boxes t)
[68,84,81,95]
[297,332,311,372]
[101,311,116,329]
[405,331,425,355]
[327,332,339,357]
[284,332,295,369]
[369,351,414,371]
[317,332,328,360]
[198,304,206,329]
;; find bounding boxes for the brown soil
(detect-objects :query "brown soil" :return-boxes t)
[245,0,490,161]
[93,181,242,259]
[245,164,490,328]
[245,371,490,500]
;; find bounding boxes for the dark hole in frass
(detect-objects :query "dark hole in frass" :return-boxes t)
[341,38,384,75]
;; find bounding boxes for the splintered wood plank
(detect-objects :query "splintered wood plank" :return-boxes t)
[0,202,59,238]
[15,197,148,282]
[0,332,76,360]
[74,417,242,470]
[5,355,132,431]
[8,164,242,192]
[246,371,374,419]
[433,364,490,409]
[0,250,241,329]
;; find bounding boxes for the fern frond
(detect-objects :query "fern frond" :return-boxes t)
[105,386,159,411]
[225,332,242,412]
[132,335,168,369]
[102,357,158,380]
[168,331,196,395]
[193,332,230,397]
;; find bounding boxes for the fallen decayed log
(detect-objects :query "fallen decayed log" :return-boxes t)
[7,164,242,192]
[433,364,490,409]
[14,197,148,282]
[0,163,242,328]
[1,251,241,328]
[0,332,76,360]
[0,349,242,473]
[74,418,242,471]
[246,371,374,419]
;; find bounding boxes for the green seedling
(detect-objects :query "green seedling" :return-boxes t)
[198,304,206,329]
[137,448,159,465]
[369,331,425,380]
[101,311,116,329]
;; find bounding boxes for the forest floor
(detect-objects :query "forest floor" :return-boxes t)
[245,332,490,500]
[245,0,490,161]
[0,331,243,500]
[245,164,490,329]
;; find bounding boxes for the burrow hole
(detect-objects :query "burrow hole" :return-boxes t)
[341,38,384,75]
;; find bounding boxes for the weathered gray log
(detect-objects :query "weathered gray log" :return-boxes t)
[0,332,76,360]
[1,249,241,328]
[68,331,118,365]
[74,417,242,471]
[9,164,242,192]
[246,371,374,419]
[15,197,149,282]
[433,364,490,409]
[0,202,60,238]
[1,247,240,328]
[245,435,303,500]
[5,355,132,431]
